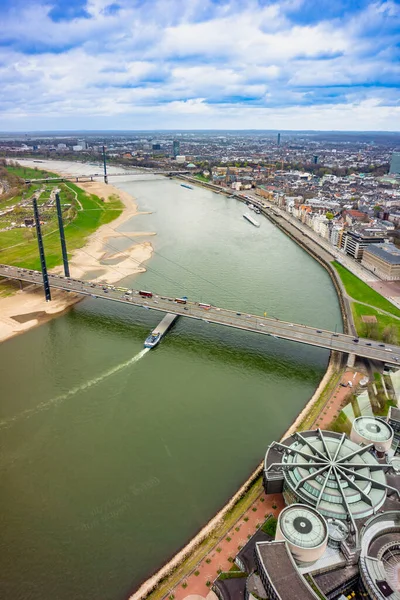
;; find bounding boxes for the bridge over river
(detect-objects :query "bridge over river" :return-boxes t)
[1,264,400,366]
[24,170,189,184]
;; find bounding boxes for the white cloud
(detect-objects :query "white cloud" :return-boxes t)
[0,0,398,130]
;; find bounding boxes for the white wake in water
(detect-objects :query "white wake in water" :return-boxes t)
[0,348,150,429]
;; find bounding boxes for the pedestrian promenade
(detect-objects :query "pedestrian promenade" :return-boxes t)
[170,493,284,600]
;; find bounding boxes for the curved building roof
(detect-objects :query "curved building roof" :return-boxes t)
[360,511,400,599]
[352,416,393,443]
[265,430,393,528]
[279,505,328,549]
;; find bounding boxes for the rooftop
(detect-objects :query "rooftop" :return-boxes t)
[279,505,328,549]
[265,430,390,526]
[364,243,400,265]
[388,406,400,422]
[256,541,319,600]
[352,416,393,442]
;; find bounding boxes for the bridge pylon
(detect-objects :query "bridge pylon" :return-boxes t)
[55,193,70,278]
[32,197,51,301]
[102,145,108,184]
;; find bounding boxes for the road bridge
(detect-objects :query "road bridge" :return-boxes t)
[24,171,190,184]
[1,264,400,365]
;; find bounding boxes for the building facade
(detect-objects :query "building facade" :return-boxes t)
[172,140,180,158]
[389,152,400,175]
[342,231,386,260]
[362,243,400,280]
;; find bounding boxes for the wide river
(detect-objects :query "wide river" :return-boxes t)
[0,173,342,600]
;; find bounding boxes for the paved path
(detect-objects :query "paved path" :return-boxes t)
[169,493,284,600]
[347,295,400,321]
[314,370,364,430]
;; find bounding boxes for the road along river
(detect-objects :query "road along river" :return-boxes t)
[0,172,342,600]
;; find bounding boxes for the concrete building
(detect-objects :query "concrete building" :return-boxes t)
[388,406,400,454]
[255,186,273,200]
[342,230,386,260]
[175,155,186,164]
[275,505,328,565]
[358,511,400,600]
[362,243,400,280]
[234,429,400,600]
[254,541,320,600]
[389,152,400,175]
[350,416,394,454]
[312,214,329,236]
[330,225,344,247]
[172,140,180,158]
[264,430,390,523]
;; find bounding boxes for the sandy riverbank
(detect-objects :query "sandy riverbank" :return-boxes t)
[57,179,154,284]
[0,168,154,343]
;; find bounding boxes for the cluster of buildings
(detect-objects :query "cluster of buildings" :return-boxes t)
[1,135,399,278]
[214,415,400,600]
[0,132,398,174]
[248,158,400,280]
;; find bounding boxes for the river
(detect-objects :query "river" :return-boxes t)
[0,174,342,600]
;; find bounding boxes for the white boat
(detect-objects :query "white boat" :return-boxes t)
[144,332,161,348]
[243,213,260,227]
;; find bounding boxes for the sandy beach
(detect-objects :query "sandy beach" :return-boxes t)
[0,162,154,343]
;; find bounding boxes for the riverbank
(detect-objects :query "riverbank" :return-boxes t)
[128,177,349,600]
[130,354,343,600]
[55,179,154,284]
[0,167,154,343]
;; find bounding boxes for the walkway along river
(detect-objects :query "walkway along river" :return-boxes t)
[0,174,342,600]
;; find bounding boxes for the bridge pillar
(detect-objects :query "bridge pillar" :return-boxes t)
[55,193,70,278]
[102,145,108,184]
[32,197,51,302]
[347,353,356,368]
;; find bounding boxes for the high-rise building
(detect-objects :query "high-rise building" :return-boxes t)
[389,152,400,175]
[277,133,281,146]
[313,155,318,164]
[173,140,180,158]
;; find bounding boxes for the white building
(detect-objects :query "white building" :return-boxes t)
[330,225,343,247]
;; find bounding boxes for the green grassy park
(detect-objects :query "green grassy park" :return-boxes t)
[351,302,400,344]
[333,261,400,318]
[0,164,123,272]
[332,261,400,342]
[195,173,211,183]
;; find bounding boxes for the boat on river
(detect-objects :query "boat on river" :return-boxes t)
[180,183,193,190]
[144,332,161,348]
[243,213,260,227]
[144,313,180,349]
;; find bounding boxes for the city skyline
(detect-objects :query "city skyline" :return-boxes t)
[1,0,399,131]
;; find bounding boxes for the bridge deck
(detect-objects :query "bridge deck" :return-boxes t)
[1,264,400,365]
[24,171,188,183]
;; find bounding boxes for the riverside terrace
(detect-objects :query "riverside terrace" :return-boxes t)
[2,264,400,366]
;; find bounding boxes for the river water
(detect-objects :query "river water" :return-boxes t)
[0,175,342,600]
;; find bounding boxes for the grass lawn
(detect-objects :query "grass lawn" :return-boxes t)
[351,302,400,343]
[5,164,56,180]
[261,516,277,537]
[297,364,344,431]
[330,410,352,435]
[195,174,211,182]
[0,181,123,270]
[333,261,400,318]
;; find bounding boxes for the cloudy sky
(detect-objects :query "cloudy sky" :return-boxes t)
[1,0,399,131]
